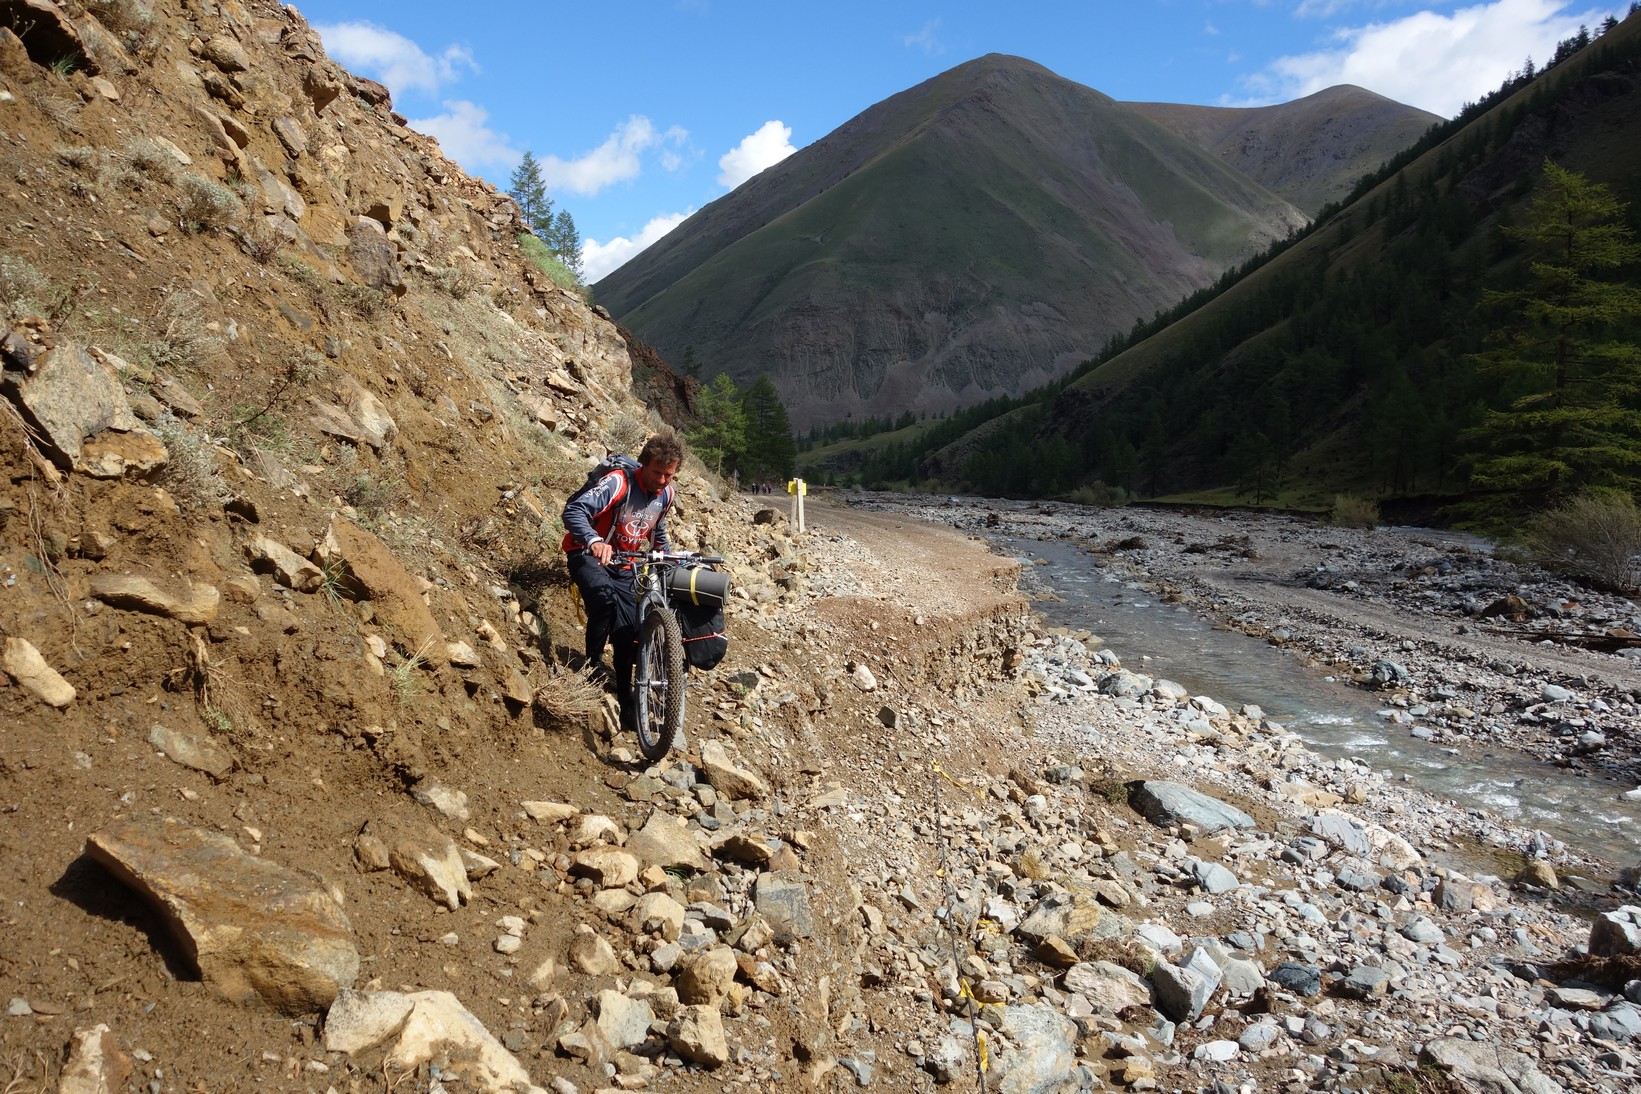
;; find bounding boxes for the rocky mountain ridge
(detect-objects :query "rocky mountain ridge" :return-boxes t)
[595,55,1433,432]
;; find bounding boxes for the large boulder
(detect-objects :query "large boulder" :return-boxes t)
[85,816,358,1014]
[1128,781,1254,832]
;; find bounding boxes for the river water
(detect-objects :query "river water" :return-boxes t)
[997,534,1641,868]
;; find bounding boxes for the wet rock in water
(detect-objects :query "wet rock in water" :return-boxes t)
[85,816,358,1013]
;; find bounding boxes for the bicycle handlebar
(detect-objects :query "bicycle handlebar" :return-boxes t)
[613,549,726,566]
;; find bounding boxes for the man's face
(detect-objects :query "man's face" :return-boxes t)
[638,459,679,495]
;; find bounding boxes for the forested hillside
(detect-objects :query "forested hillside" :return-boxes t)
[833,12,1641,516]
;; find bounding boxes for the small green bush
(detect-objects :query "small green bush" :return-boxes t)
[1520,491,1641,592]
[1330,494,1380,529]
[1066,482,1128,508]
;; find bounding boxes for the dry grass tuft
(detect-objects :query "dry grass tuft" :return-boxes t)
[533,663,607,730]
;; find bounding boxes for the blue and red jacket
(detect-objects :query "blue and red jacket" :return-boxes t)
[561,468,673,556]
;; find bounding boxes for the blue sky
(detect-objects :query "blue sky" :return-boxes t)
[288,0,1616,280]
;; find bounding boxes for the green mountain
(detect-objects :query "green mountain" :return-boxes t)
[906,16,1641,507]
[1124,85,1442,217]
[596,56,1436,431]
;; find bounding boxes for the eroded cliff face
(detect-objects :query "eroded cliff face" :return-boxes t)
[0,5,1052,1090]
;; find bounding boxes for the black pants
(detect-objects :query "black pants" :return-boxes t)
[568,554,638,725]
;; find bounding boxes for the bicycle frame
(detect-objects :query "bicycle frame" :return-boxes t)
[614,550,725,760]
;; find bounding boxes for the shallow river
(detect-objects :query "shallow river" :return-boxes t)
[998,534,1641,868]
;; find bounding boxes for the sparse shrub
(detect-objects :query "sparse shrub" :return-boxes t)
[125,137,180,184]
[332,446,406,524]
[334,282,388,318]
[518,232,580,291]
[237,219,283,264]
[145,289,225,371]
[532,663,606,731]
[0,256,51,317]
[606,413,652,458]
[1330,494,1380,529]
[177,173,243,234]
[1520,491,1641,592]
[85,0,155,36]
[426,265,478,299]
[154,417,229,512]
[54,145,95,169]
[390,637,436,703]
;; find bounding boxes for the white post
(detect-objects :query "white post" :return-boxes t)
[787,478,806,533]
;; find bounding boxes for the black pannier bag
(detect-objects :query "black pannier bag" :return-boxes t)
[677,603,727,669]
[665,564,729,610]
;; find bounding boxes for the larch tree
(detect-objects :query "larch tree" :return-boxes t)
[739,375,796,481]
[550,209,583,276]
[687,374,748,478]
[507,152,553,238]
[1466,160,1641,515]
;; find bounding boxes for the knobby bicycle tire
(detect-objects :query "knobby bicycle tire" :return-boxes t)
[634,604,687,760]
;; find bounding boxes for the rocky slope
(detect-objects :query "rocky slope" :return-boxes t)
[5,5,1641,1094]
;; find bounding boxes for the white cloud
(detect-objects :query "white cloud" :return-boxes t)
[717,121,796,189]
[407,100,519,169]
[539,117,689,197]
[1250,0,1601,117]
[903,19,945,54]
[582,211,693,282]
[314,21,475,99]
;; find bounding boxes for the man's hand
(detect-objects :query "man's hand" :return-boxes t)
[589,541,615,565]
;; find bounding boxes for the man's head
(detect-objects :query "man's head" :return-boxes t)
[637,431,684,494]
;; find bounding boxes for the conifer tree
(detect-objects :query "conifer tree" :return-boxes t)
[739,375,796,481]
[687,374,748,478]
[1466,160,1641,514]
[550,209,583,276]
[508,152,553,238]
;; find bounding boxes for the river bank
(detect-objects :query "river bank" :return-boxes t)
[839,493,1641,862]
[770,495,1641,1092]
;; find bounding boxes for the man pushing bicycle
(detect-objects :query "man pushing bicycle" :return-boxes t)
[561,432,684,731]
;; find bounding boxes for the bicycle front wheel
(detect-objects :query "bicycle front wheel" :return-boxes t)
[633,604,686,761]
